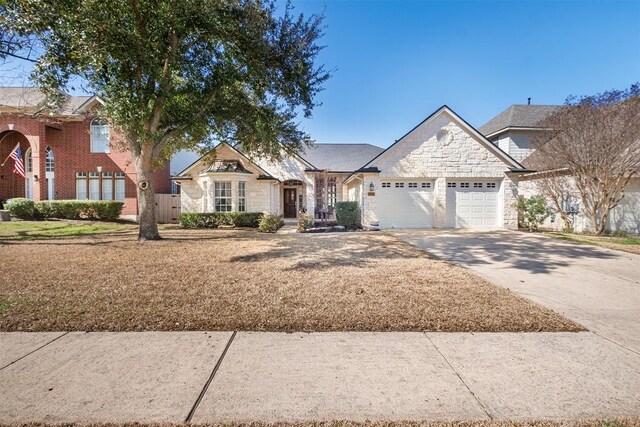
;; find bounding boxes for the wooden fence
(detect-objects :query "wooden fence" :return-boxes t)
[155,194,181,224]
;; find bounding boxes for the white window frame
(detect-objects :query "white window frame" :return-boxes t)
[214,181,232,212]
[408,182,417,188]
[114,172,125,202]
[238,181,246,212]
[90,118,111,153]
[102,172,113,200]
[76,172,88,200]
[89,172,100,200]
[202,181,209,212]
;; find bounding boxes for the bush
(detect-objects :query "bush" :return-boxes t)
[335,201,361,230]
[180,212,264,228]
[297,213,314,231]
[517,196,552,231]
[35,200,124,221]
[5,198,36,219]
[258,213,284,233]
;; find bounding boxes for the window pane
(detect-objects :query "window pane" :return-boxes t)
[90,122,110,153]
[102,179,113,200]
[115,179,125,201]
[89,179,100,200]
[76,179,87,200]
[238,182,246,212]
[214,181,232,212]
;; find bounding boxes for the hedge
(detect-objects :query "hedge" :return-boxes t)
[180,212,263,228]
[5,198,35,220]
[335,201,361,229]
[5,199,124,221]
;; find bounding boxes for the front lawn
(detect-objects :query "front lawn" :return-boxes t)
[544,232,640,255]
[0,226,581,332]
[0,220,135,240]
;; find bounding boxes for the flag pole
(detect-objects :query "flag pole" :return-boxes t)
[1,142,20,167]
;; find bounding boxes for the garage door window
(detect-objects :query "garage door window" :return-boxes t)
[421,182,431,189]
[487,182,496,188]
[474,183,483,188]
[447,182,456,188]
[382,182,391,188]
[460,182,469,188]
[395,182,404,188]
[408,182,417,188]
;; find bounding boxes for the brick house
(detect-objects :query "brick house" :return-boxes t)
[0,87,171,218]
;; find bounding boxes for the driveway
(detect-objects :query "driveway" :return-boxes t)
[390,229,640,354]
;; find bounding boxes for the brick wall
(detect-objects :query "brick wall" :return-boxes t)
[0,115,171,216]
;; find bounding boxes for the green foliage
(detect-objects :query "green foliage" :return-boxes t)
[335,201,361,230]
[517,196,552,232]
[258,213,284,233]
[180,212,263,229]
[35,200,124,221]
[5,198,36,219]
[297,213,314,231]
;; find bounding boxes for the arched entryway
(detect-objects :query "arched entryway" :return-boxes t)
[0,130,31,205]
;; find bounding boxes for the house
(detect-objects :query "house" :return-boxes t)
[177,103,640,233]
[483,104,640,234]
[177,106,527,229]
[0,87,171,218]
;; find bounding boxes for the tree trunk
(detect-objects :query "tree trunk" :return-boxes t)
[134,147,161,241]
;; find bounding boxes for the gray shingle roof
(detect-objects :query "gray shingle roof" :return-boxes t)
[479,105,561,136]
[300,143,384,172]
[0,87,94,116]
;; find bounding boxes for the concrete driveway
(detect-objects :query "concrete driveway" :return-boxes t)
[390,229,640,354]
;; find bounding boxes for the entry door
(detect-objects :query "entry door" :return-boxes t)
[284,188,297,218]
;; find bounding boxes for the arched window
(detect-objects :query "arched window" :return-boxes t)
[45,146,54,172]
[90,118,110,153]
[25,148,32,173]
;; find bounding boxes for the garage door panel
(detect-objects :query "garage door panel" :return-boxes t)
[378,180,434,228]
[607,182,640,234]
[447,181,500,229]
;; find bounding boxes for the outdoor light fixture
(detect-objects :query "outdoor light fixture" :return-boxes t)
[369,182,375,192]
[97,165,103,173]
[34,175,39,182]
[7,124,14,130]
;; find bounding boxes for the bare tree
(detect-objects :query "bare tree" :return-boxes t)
[530,83,640,235]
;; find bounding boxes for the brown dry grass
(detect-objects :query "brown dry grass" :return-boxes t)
[2,419,639,427]
[0,226,582,332]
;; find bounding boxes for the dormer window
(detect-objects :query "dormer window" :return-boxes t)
[90,118,110,153]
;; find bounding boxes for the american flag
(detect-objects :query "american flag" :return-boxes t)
[9,144,25,179]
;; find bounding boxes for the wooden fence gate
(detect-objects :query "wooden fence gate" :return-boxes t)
[155,194,181,224]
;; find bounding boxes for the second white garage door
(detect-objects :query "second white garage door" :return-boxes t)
[378,180,434,228]
[447,181,499,228]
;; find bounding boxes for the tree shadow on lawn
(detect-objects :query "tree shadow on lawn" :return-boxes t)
[229,232,429,270]
[393,230,620,275]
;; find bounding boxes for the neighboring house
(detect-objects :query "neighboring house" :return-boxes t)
[0,87,171,218]
[484,104,640,234]
[176,106,529,229]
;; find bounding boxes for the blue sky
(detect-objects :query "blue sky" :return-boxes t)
[3,1,638,149]
[290,0,640,147]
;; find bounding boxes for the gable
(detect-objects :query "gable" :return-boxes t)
[177,143,275,178]
[366,107,525,178]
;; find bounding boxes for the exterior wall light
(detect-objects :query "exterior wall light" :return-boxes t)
[369,182,375,192]
[97,165,103,173]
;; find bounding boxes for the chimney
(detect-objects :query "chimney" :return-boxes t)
[527,97,531,105]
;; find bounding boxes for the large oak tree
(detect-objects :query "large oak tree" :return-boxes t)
[5,0,329,240]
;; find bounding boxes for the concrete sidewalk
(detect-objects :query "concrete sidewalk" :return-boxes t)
[1,330,639,423]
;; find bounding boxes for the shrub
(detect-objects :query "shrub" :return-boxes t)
[517,196,552,231]
[35,200,124,221]
[180,212,264,228]
[258,213,284,233]
[5,198,36,219]
[297,213,314,231]
[335,201,361,229]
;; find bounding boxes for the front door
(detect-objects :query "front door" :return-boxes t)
[284,188,297,218]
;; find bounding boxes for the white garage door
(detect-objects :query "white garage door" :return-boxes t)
[378,180,434,228]
[607,181,640,234]
[447,181,499,228]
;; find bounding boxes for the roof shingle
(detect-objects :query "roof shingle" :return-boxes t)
[300,143,384,172]
[479,105,561,136]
